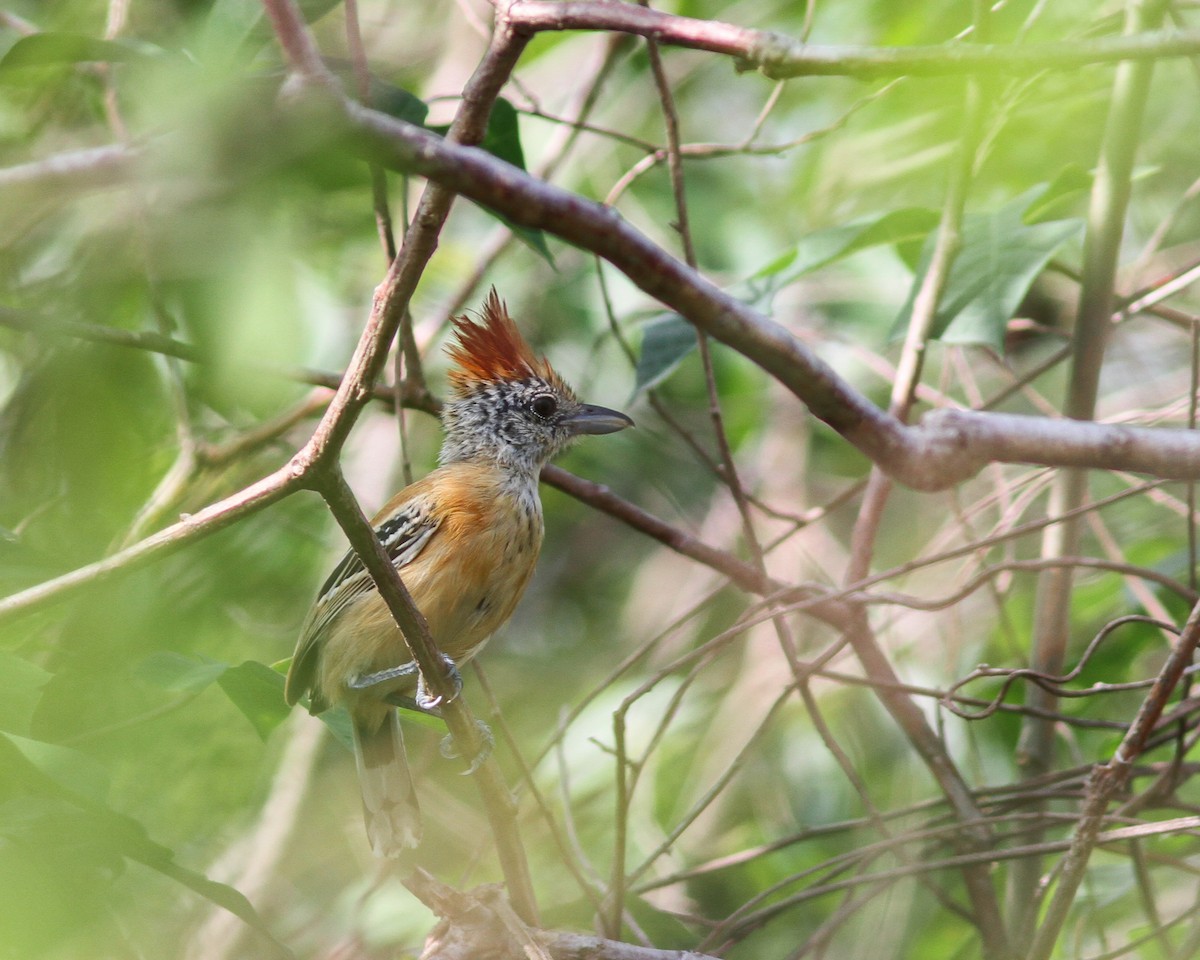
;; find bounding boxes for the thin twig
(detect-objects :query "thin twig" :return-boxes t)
[1028,599,1200,960]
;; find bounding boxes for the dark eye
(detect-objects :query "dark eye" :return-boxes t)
[530,394,558,419]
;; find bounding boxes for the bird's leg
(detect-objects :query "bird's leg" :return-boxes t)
[379,654,490,773]
[378,652,462,711]
[347,661,420,690]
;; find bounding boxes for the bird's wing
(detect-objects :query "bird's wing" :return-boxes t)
[285,487,441,707]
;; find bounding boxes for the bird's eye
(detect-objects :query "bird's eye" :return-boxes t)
[530,394,558,419]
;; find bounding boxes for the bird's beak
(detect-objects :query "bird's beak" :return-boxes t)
[564,403,635,436]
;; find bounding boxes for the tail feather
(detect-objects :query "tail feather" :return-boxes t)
[352,711,421,855]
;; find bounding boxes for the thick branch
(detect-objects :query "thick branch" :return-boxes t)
[923,409,1200,480]
[338,97,1200,488]
[506,1,1200,78]
[13,96,1200,489]
[407,868,719,960]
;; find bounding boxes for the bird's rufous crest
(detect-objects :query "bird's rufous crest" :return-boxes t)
[446,289,567,394]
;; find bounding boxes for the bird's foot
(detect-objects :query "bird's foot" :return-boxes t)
[440,719,494,775]
[413,653,462,710]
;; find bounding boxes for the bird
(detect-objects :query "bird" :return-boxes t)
[284,290,633,856]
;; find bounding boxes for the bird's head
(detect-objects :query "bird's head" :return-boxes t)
[438,290,633,473]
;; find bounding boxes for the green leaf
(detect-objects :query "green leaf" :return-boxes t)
[0,651,52,737]
[430,99,553,266]
[0,33,163,75]
[135,652,228,694]
[633,314,697,396]
[893,195,1083,351]
[477,98,525,170]
[481,100,554,265]
[217,661,290,740]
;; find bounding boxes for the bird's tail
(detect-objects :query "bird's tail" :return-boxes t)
[352,710,421,855]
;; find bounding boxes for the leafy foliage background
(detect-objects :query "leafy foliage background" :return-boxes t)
[2,0,1200,958]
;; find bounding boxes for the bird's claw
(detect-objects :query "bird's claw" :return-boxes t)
[440,719,494,775]
[414,653,462,710]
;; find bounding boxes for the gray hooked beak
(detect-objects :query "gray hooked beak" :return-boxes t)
[564,403,635,436]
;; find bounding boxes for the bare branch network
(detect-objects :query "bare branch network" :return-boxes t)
[6,14,1200,506]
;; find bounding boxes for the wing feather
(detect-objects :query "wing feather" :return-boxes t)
[285,494,441,708]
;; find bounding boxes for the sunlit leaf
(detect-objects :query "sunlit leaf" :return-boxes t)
[217,661,290,741]
[135,651,228,694]
[894,193,1083,350]
[753,207,939,283]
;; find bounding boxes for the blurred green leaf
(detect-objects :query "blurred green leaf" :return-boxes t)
[633,314,697,396]
[0,532,61,594]
[0,33,165,76]
[894,193,1083,350]
[202,0,344,55]
[1,733,110,802]
[0,791,289,957]
[217,661,290,741]
[135,651,229,694]
[480,99,554,266]
[0,651,51,737]
[626,897,698,950]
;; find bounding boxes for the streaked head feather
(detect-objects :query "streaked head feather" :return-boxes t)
[446,290,566,394]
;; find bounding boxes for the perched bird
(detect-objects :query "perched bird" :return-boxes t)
[285,291,633,855]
